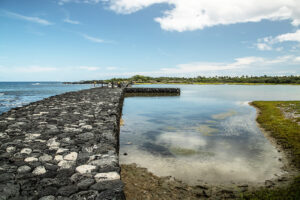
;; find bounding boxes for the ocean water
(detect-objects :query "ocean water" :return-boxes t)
[120,84,300,184]
[0,82,91,114]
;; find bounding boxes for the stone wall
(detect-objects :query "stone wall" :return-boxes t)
[125,87,180,94]
[0,88,125,200]
[0,86,181,199]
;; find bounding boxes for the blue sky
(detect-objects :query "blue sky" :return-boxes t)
[0,0,300,81]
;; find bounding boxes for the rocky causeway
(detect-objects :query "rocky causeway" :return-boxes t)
[0,87,180,200]
[0,87,126,200]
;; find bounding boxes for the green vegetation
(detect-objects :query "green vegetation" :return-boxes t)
[243,176,300,200]
[243,101,300,199]
[64,75,300,85]
[251,101,300,168]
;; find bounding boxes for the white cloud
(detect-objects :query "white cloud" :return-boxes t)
[80,33,115,44]
[161,57,263,73]
[276,29,300,42]
[63,18,80,24]
[106,66,117,70]
[103,0,300,32]
[81,33,105,43]
[3,10,53,25]
[256,29,300,51]
[15,66,58,73]
[295,57,300,62]
[256,43,272,51]
[105,0,167,14]
[78,66,101,71]
[94,55,300,77]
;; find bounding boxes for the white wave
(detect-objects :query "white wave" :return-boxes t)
[0,93,4,96]
[32,83,40,85]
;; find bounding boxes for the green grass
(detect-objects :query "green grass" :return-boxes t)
[251,101,300,168]
[242,101,300,200]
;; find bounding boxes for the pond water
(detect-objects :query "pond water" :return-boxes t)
[120,85,300,185]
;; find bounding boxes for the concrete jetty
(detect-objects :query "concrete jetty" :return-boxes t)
[0,87,180,199]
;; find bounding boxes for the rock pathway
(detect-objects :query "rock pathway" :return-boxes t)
[0,88,125,200]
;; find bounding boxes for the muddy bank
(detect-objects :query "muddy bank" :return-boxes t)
[121,164,259,200]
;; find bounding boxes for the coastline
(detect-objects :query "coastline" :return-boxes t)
[134,82,300,85]
[1,84,299,199]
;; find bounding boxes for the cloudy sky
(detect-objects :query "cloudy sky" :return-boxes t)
[0,0,300,81]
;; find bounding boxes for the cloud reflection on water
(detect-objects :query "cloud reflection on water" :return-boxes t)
[120,85,298,184]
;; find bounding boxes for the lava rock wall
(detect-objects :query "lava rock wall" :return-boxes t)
[0,88,125,200]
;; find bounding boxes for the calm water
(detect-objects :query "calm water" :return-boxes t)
[120,85,300,184]
[0,82,91,114]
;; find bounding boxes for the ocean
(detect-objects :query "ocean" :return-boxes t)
[0,82,91,114]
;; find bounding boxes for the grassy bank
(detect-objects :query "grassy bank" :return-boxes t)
[244,101,300,199]
[251,101,300,168]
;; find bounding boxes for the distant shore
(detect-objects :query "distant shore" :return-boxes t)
[63,75,300,85]
[64,82,300,86]
[134,82,300,85]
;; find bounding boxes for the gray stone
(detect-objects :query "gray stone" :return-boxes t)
[64,152,78,161]
[20,148,32,155]
[58,160,74,169]
[90,180,124,192]
[39,195,55,200]
[25,157,39,162]
[70,190,99,200]
[17,165,31,173]
[57,185,78,196]
[97,189,126,200]
[6,146,16,153]
[32,166,46,175]
[77,178,95,190]
[39,154,53,162]
[76,165,96,174]
[94,172,120,182]
[0,183,20,198]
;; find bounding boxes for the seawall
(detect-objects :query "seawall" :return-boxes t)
[0,88,125,199]
[125,87,180,94]
[0,87,180,200]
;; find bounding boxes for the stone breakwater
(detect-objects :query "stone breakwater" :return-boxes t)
[125,87,180,94]
[0,88,125,200]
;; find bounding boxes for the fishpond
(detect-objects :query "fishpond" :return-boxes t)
[120,84,300,185]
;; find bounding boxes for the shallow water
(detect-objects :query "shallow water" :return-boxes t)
[120,84,300,184]
[0,82,91,114]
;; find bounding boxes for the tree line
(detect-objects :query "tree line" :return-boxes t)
[64,75,300,84]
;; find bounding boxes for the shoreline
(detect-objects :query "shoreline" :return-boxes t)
[64,82,300,86]
[120,101,300,199]
[135,82,300,85]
